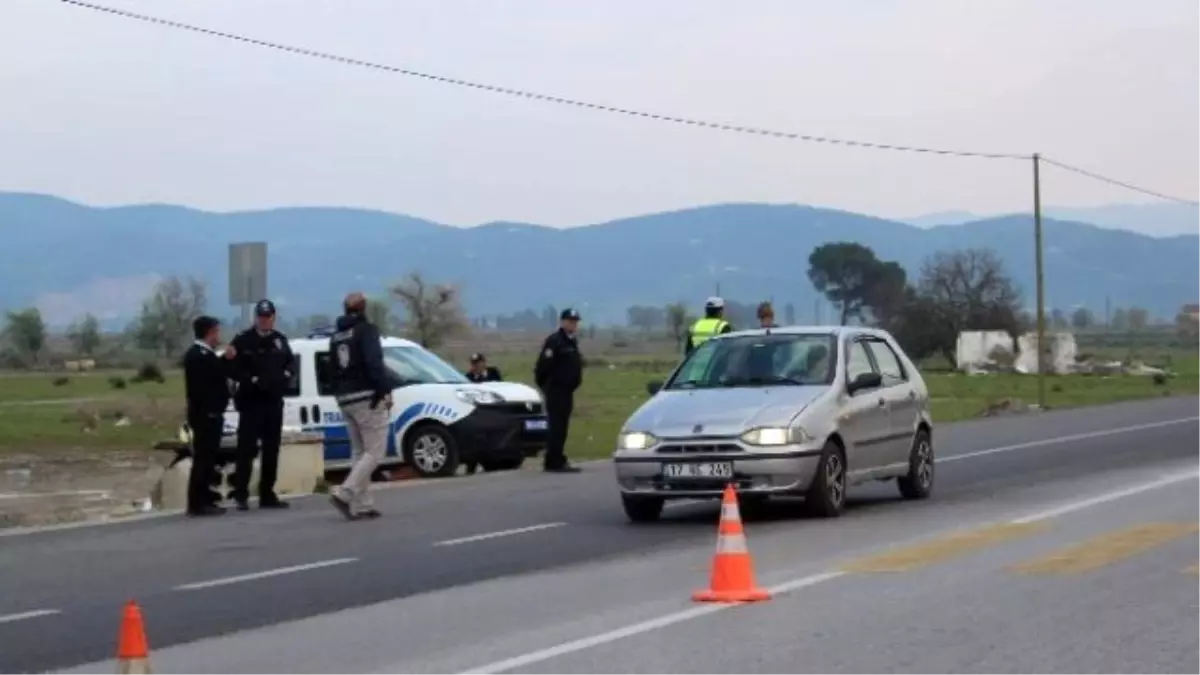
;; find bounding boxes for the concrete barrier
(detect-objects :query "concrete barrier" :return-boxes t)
[155,431,324,510]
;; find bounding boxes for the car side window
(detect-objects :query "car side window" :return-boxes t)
[865,339,907,386]
[315,351,336,396]
[845,340,876,383]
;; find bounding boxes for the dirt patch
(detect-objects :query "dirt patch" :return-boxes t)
[0,450,167,530]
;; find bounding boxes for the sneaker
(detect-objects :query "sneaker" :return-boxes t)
[328,494,354,520]
[544,464,582,474]
[187,504,227,517]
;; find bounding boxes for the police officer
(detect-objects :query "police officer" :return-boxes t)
[534,308,583,473]
[465,353,502,383]
[182,315,237,517]
[229,299,295,511]
[685,296,734,354]
[328,292,391,521]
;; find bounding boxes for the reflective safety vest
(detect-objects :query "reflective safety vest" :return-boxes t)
[689,318,729,347]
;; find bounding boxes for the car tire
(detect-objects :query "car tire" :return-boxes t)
[897,428,934,500]
[621,494,665,523]
[480,456,525,472]
[403,423,460,478]
[804,441,847,518]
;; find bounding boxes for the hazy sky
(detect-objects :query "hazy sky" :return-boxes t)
[2,0,1196,227]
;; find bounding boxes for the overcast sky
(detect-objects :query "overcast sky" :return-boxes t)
[1,0,1196,227]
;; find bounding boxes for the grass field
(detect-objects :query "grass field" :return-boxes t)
[0,347,1195,459]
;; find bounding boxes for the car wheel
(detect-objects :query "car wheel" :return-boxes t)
[403,424,460,478]
[898,428,934,500]
[804,441,847,518]
[621,494,665,523]
[480,456,525,472]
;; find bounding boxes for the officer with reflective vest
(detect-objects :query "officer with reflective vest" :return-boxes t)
[685,297,734,354]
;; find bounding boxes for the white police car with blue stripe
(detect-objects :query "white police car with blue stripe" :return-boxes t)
[222,331,548,478]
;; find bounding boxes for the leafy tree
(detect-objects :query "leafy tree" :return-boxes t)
[390,272,469,349]
[626,305,665,333]
[1110,308,1129,331]
[67,314,102,356]
[133,277,207,357]
[1126,307,1149,332]
[807,242,904,325]
[1070,307,1094,330]
[2,307,47,365]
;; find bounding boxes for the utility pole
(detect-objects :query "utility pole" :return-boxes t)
[1032,153,1047,410]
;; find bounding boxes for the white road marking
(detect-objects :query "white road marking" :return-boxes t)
[458,571,845,674]
[434,523,566,547]
[1011,468,1200,524]
[174,558,358,591]
[459,454,1200,673]
[939,417,1198,464]
[0,489,111,500]
[0,609,61,624]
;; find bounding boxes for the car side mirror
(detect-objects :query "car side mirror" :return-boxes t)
[847,371,882,394]
[646,380,663,396]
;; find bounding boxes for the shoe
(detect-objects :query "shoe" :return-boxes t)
[544,464,582,474]
[234,500,250,512]
[260,499,290,510]
[354,509,382,520]
[329,494,354,521]
[187,504,227,517]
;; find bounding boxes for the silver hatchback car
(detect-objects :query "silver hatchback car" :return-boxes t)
[613,326,934,522]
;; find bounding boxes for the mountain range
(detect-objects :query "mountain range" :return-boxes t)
[905,202,1198,237]
[1,192,1196,327]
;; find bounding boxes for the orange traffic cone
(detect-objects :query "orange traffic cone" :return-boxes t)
[692,484,770,603]
[116,600,151,674]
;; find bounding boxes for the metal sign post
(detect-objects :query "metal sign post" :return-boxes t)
[228,242,267,328]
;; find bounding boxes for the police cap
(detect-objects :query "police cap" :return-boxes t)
[254,299,277,317]
[560,308,581,321]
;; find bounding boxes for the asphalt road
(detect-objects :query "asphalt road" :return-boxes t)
[0,396,1196,673]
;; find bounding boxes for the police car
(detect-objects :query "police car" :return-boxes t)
[221,330,549,478]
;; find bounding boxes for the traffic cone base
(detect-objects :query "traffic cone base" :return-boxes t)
[692,484,771,603]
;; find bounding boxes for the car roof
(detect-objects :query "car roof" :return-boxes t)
[290,334,422,351]
[714,325,894,341]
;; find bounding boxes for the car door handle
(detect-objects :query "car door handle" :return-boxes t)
[907,390,916,400]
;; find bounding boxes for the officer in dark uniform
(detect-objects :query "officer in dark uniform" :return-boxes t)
[534,308,584,473]
[229,299,295,510]
[182,315,237,517]
[465,353,502,383]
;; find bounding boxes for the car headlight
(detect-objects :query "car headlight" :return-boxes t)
[455,388,505,405]
[740,426,810,446]
[617,431,658,451]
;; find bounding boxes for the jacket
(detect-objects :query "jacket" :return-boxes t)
[230,328,295,410]
[534,328,582,395]
[183,341,232,420]
[328,313,391,407]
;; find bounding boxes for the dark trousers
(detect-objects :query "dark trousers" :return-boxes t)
[544,393,574,469]
[187,414,223,513]
[233,402,283,503]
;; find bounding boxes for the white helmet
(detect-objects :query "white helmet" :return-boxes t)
[704,296,725,311]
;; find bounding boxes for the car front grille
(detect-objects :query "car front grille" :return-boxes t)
[656,443,742,454]
[487,402,544,416]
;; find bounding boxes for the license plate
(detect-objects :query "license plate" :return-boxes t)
[524,418,548,432]
[662,462,734,479]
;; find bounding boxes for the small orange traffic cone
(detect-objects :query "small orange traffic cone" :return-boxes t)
[692,484,770,603]
[116,600,151,674]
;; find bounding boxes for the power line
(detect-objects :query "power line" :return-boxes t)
[57,0,1024,160]
[1040,156,1199,206]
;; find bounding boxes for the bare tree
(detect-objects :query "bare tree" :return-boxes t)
[133,276,208,357]
[67,313,102,356]
[365,297,393,334]
[390,272,469,349]
[914,248,1023,366]
[664,302,692,344]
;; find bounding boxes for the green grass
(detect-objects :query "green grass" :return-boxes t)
[0,352,1194,458]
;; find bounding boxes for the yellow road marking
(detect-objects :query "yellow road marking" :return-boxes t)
[1011,522,1200,576]
[840,522,1047,573]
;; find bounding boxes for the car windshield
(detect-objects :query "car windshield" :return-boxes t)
[382,346,469,385]
[666,333,837,390]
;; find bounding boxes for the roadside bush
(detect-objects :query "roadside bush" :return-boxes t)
[131,362,165,384]
[108,376,127,390]
[51,376,70,387]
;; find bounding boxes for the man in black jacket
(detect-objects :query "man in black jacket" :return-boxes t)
[182,315,237,516]
[229,299,295,511]
[534,308,584,473]
[465,353,502,383]
[327,292,392,520]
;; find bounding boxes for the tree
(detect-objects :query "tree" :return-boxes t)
[626,305,665,333]
[2,308,47,365]
[807,242,904,325]
[390,272,469,349]
[133,277,207,357]
[67,313,102,356]
[541,305,559,329]
[910,248,1023,367]
[1050,308,1068,330]
[1127,307,1149,332]
[862,261,908,326]
[365,298,393,334]
[1110,308,1129,331]
[1070,307,1094,330]
[664,302,692,344]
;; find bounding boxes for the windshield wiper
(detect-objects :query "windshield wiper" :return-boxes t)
[668,379,709,389]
